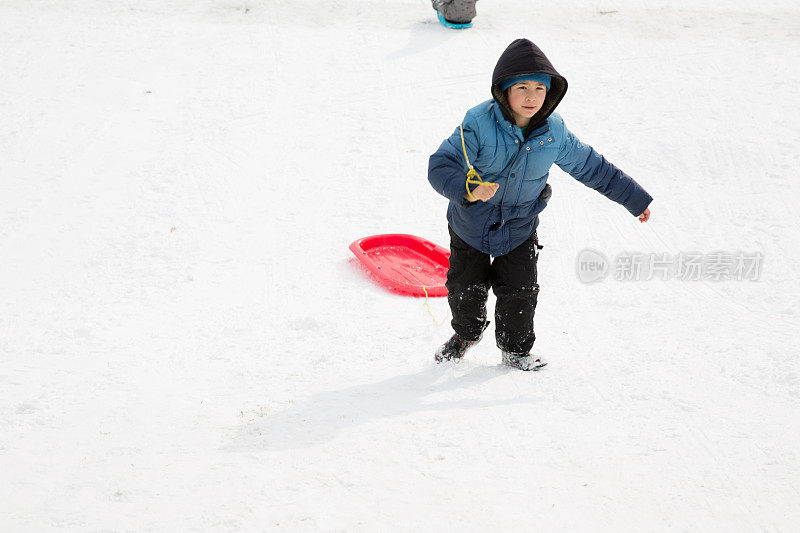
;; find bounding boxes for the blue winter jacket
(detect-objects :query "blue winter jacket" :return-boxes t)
[429,39,652,257]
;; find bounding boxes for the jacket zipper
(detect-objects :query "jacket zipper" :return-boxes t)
[500,127,528,217]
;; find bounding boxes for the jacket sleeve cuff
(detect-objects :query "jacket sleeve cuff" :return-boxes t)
[626,192,653,217]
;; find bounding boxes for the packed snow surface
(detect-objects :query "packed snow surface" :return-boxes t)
[2,0,799,530]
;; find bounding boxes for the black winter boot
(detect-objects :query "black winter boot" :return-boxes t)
[435,333,480,363]
[435,322,489,363]
[501,351,547,371]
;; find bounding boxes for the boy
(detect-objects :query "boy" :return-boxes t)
[428,38,652,371]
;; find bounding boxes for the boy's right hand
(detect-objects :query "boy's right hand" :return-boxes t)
[465,183,500,202]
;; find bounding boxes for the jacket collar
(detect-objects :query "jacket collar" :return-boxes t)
[492,103,551,140]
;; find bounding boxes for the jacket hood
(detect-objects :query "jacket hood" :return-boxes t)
[491,39,568,129]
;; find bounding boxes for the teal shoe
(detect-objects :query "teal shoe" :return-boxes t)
[437,11,473,29]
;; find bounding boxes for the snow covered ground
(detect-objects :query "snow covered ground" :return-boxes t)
[2,0,799,530]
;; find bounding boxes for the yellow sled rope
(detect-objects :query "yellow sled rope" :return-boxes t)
[459,124,495,201]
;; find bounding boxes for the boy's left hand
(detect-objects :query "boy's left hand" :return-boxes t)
[638,208,651,223]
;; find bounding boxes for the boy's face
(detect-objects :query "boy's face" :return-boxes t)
[506,81,547,126]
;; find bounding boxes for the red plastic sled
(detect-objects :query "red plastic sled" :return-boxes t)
[349,234,450,297]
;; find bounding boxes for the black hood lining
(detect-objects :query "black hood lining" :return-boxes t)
[489,39,569,133]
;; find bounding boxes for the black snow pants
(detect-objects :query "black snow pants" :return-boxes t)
[445,226,541,355]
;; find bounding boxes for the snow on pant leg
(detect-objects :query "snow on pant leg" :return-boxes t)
[431,0,478,23]
[445,226,490,340]
[490,232,540,354]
